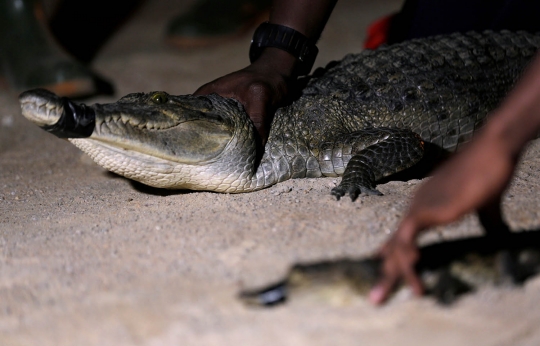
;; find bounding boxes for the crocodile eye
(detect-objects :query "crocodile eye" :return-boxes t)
[151,92,169,104]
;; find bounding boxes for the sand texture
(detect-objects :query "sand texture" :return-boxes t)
[2,1,540,345]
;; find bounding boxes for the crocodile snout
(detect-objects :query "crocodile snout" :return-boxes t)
[19,88,64,127]
[19,88,95,138]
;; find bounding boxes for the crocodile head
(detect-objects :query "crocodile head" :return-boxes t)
[19,88,258,192]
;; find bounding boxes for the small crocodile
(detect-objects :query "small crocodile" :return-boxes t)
[19,31,540,199]
[239,232,540,306]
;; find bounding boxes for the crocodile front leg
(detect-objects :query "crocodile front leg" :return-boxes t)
[318,128,425,201]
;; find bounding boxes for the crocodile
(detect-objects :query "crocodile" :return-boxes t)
[19,31,540,199]
[239,231,540,306]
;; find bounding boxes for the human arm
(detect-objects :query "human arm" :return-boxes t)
[369,53,540,305]
[194,0,337,145]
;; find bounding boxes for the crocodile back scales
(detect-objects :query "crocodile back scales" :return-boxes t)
[268,31,540,153]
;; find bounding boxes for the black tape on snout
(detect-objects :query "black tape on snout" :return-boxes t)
[42,98,95,138]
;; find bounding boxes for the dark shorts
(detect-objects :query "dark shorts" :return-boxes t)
[387,0,540,44]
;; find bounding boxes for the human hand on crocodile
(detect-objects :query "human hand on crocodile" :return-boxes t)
[195,0,337,145]
[370,54,540,305]
[194,48,297,145]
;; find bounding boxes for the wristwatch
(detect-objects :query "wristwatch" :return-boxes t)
[249,22,319,76]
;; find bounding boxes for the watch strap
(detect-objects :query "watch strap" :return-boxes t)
[249,22,318,76]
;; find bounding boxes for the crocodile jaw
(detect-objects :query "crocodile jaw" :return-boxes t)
[68,129,260,192]
[69,138,228,190]
[83,94,259,191]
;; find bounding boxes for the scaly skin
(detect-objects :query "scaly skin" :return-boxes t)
[19,31,540,196]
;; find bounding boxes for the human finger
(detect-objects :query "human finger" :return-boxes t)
[369,259,399,305]
[369,220,423,304]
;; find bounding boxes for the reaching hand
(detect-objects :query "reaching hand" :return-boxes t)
[369,130,519,305]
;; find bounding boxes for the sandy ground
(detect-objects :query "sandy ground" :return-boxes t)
[2,0,540,345]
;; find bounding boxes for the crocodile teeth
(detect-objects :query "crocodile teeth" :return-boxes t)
[121,113,138,126]
[19,88,64,127]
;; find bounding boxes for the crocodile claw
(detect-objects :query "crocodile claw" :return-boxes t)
[331,184,383,201]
